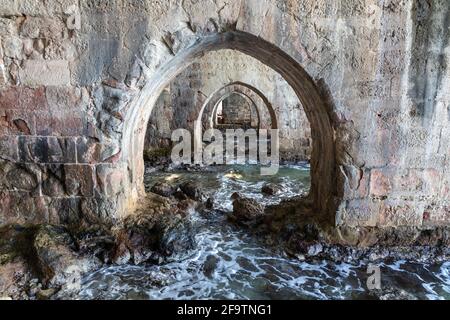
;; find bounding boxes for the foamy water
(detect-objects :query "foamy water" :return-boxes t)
[72,164,450,300]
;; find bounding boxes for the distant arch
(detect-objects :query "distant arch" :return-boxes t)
[210,91,260,129]
[199,81,277,132]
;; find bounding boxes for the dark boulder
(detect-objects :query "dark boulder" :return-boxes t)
[205,197,214,210]
[112,202,197,265]
[261,183,281,196]
[229,195,264,225]
[179,181,204,201]
[202,255,219,279]
[150,182,176,197]
[173,190,189,201]
[0,225,35,300]
[33,225,101,292]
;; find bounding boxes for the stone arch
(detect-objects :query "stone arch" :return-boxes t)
[122,31,336,219]
[210,92,260,129]
[199,82,277,132]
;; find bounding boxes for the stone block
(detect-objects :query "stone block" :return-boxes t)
[0,1,20,16]
[0,110,35,135]
[19,136,76,164]
[41,164,66,197]
[339,165,369,200]
[47,197,81,227]
[0,86,47,111]
[76,137,102,164]
[0,162,40,194]
[441,173,450,199]
[339,199,380,227]
[422,168,442,196]
[20,16,67,39]
[0,136,18,161]
[19,60,71,86]
[81,196,118,226]
[35,111,85,137]
[64,164,95,197]
[46,86,88,112]
[370,168,392,197]
[0,62,7,86]
[378,200,423,227]
[95,164,124,197]
[370,168,441,198]
[392,169,423,194]
[0,191,48,226]
[2,36,22,59]
[72,37,120,85]
[423,204,450,227]
[0,18,18,36]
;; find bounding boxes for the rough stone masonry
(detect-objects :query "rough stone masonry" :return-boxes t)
[0,0,449,234]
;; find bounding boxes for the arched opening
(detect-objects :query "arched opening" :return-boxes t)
[214,93,258,129]
[122,31,336,220]
[200,81,277,132]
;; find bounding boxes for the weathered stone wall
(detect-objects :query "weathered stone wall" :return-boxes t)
[220,94,253,125]
[144,49,312,161]
[0,0,448,230]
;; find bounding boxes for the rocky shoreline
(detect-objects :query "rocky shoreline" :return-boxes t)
[1,173,449,300]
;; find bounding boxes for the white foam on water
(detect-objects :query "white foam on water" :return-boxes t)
[70,164,450,300]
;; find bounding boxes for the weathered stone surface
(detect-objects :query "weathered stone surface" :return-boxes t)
[0,192,48,225]
[33,225,101,291]
[0,87,47,111]
[0,136,18,161]
[19,60,71,86]
[35,111,85,136]
[46,197,81,227]
[112,194,197,265]
[261,183,281,196]
[65,165,95,197]
[0,225,34,300]
[179,181,204,201]
[229,194,264,224]
[150,181,176,198]
[2,36,22,59]
[95,164,124,197]
[19,137,76,164]
[0,161,40,194]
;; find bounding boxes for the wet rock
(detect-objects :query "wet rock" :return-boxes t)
[369,287,418,300]
[230,192,242,200]
[143,148,171,167]
[113,197,197,265]
[0,225,35,300]
[75,227,116,264]
[203,255,219,278]
[205,197,214,210]
[236,256,259,272]
[261,183,281,196]
[179,181,204,201]
[229,195,264,224]
[33,225,101,292]
[36,288,56,300]
[307,243,323,256]
[150,181,176,198]
[173,190,189,201]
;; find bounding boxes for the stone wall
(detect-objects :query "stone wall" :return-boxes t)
[220,94,253,125]
[0,0,448,230]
